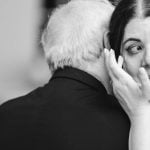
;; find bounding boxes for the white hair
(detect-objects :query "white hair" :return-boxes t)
[41,0,114,72]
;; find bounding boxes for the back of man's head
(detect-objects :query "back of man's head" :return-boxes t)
[41,0,114,73]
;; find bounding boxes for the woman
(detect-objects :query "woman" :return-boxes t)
[105,0,150,149]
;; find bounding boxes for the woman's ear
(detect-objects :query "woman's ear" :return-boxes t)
[103,31,111,49]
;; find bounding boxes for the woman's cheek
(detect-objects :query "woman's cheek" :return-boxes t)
[123,57,141,80]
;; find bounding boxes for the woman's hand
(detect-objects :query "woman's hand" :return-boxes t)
[104,48,150,120]
[104,48,150,150]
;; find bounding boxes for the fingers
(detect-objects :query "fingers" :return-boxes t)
[104,48,114,80]
[109,49,122,79]
[138,67,150,91]
[104,48,128,80]
[118,55,124,68]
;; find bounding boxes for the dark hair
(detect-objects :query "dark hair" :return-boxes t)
[109,0,150,58]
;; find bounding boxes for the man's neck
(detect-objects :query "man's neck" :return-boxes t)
[80,53,112,95]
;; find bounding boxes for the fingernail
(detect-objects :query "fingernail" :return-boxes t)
[110,49,113,53]
[104,48,108,53]
[118,55,124,63]
[139,67,145,73]
[111,49,114,53]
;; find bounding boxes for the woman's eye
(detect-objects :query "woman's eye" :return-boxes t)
[126,44,143,54]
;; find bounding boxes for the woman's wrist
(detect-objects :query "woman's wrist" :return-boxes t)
[130,104,150,121]
[129,106,150,150]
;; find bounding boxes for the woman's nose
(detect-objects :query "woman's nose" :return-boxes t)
[142,48,150,68]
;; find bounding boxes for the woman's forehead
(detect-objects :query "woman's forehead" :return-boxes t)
[123,17,150,40]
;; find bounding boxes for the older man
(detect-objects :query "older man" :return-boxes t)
[0,0,129,150]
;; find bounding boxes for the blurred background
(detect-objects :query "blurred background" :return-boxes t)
[0,0,69,104]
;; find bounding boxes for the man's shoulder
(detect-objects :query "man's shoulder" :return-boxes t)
[0,85,45,115]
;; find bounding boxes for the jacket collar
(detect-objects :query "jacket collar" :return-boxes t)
[51,67,107,93]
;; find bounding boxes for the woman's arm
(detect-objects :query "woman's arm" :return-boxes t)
[104,48,150,150]
[129,108,150,150]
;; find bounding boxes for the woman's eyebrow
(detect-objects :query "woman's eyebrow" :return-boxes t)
[122,38,141,46]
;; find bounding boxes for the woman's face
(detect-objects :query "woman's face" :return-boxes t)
[121,17,150,82]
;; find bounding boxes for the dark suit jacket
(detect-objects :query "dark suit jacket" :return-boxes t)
[0,67,130,150]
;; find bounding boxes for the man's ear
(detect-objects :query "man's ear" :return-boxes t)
[103,31,111,49]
